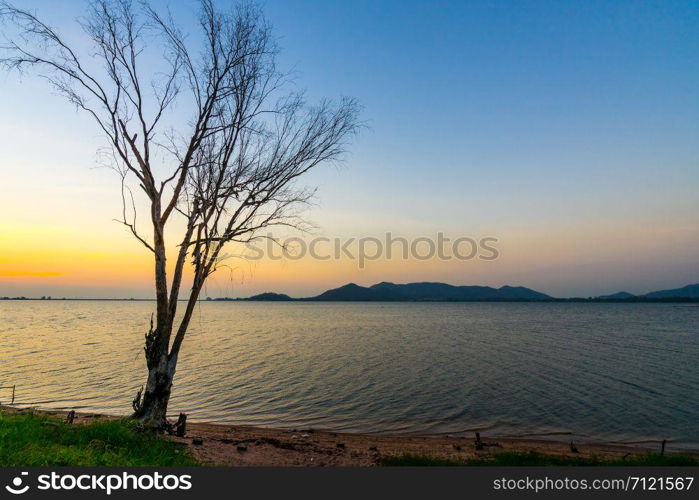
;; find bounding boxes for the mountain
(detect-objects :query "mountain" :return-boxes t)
[309,283,405,301]
[369,281,551,301]
[643,284,699,299]
[306,282,551,301]
[246,292,292,301]
[235,282,699,302]
[597,291,635,300]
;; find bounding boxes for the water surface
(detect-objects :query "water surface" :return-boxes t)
[1,301,697,450]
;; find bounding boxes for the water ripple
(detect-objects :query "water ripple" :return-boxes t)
[1,301,697,449]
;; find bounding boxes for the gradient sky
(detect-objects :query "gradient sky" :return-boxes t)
[1,0,698,299]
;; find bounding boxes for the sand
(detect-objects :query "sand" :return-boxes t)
[3,405,685,466]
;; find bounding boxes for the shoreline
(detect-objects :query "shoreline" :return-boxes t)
[3,405,693,466]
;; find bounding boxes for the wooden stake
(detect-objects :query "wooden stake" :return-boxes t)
[475,432,484,450]
[174,413,187,437]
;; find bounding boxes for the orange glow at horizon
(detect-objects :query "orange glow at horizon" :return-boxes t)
[2,215,698,298]
[0,270,63,277]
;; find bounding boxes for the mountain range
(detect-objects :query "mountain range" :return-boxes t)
[245,282,549,301]
[597,283,699,300]
[235,281,699,302]
[308,282,551,301]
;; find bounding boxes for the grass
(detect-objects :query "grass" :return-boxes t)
[0,410,198,466]
[382,451,699,467]
[5,408,696,467]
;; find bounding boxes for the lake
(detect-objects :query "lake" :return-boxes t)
[1,301,697,450]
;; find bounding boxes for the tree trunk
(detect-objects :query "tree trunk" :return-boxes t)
[133,354,176,429]
[131,214,175,430]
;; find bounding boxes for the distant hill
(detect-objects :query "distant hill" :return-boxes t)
[594,284,699,300]
[597,291,635,300]
[309,283,405,301]
[246,292,292,301]
[368,282,551,301]
[643,284,699,299]
[231,282,699,302]
[305,282,551,301]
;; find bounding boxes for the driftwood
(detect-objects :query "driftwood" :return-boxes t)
[163,413,187,437]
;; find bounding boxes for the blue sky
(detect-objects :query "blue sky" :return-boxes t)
[1,0,698,297]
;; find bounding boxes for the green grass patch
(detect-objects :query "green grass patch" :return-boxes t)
[0,410,198,466]
[382,451,699,467]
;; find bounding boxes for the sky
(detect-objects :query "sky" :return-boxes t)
[1,0,698,299]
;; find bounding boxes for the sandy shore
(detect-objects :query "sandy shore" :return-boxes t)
[2,406,687,466]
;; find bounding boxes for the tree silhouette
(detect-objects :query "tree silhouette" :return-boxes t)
[1,0,359,428]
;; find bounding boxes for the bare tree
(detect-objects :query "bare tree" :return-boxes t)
[0,0,359,429]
